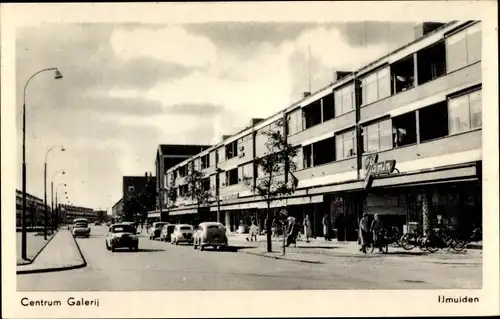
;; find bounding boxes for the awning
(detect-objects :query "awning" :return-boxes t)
[147,212,160,218]
[209,195,324,211]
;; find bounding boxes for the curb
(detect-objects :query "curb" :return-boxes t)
[17,230,59,266]
[17,231,87,275]
[241,249,323,264]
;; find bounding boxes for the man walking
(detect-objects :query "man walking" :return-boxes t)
[322,213,331,241]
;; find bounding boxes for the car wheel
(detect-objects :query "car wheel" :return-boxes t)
[193,240,197,249]
[134,244,139,251]
[106,242,110,250]
[200,245,204,251]
[111,246,115,252]
[175,240,179,245]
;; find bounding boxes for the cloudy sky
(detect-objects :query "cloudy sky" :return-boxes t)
[15,20,422,211]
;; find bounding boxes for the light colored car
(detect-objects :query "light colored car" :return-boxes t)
[193,222,228,251]
[160,224,176,242]
[72,218,90,238]
[121,221,138,234]
[149,222,167,240]
[170,224,194,245]
[105,223,139,252]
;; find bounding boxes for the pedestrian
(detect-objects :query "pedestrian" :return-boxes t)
[249,221,258,242]
[370,214,384,253]
[358,213,371,253]
[322,213,331,241]
[303,215,312,243]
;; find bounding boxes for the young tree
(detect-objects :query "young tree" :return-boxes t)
[166,187,178,207]
[247,120,298,253]
[185,168,212,215]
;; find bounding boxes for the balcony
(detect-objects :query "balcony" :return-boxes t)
[360,62,481,122]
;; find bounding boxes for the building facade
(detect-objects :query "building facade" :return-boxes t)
[112,197,123,219]
[60,204,101,223]
[15,189,48,227]
[160,21,482,240]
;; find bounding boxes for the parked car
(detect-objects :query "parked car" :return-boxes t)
[72,218,90,238]
[105,223,139,252]
[171,224,194,245]
[160,224,176,242]
[149,222,167,240]
[94,221,101,226]
[193,222,228,251]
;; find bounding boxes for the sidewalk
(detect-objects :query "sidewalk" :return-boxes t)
[229,234,482,265]
[16,231,57,265]
[17,229,86,275]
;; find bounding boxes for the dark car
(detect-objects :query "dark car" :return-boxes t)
[105,223,139,252]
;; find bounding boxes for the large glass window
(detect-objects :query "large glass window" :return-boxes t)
[303,144,313,168]
[362,120,392,153]
[312,137,335,166]
[335,130,356,160]
[448,89,482,134]
[334,84,355,116]
[361,67,391,106]
[287,109,302,135]
[446,23,482,73]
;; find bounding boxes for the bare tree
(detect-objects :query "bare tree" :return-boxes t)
[247,120,298,253]
[185,168,212,215]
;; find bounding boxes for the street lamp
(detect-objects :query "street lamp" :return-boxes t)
[21,67,63,260]
[44,145,65,239]
[51,169,65,231]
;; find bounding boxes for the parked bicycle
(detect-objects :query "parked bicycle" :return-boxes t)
[450,228,482,252]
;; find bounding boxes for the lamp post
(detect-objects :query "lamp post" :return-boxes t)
[55,183,66,225]
[51,169,65,231]
[44,145,65,239]
[21,68,63,259]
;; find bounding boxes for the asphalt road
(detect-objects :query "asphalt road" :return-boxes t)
[17,226,481,291]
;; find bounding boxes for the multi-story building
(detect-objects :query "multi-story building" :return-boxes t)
[161,21,482,240]
[15,189,48,227]
[120,173,156,220]
[150,144,211,221]
[60,204,99,223]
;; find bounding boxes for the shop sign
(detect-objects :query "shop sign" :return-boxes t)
[363,154,396,189]
[221,193,239,201]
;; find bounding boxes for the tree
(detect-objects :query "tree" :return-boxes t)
[185,167,212,216]
[167,187,178,207]
[246,120,298,253]
[122,177,157,223]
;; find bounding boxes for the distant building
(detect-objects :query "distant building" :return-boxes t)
[15,189,48,227]
[60,204,101,223]
[112,197,123,219]
[120,172,156,221]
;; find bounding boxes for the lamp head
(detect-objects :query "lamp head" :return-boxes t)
[62,171,66,175]
[54,69,63,80]
[61,146,66,151]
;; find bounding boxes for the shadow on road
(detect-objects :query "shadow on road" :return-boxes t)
[199,246,257,253]
[114,248,166,253]
[294,246,339,250]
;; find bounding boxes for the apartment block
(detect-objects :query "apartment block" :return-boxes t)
[154,21,482,241]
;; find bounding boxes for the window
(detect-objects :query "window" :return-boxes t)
[225,141,238,160]
[202,178,210,191]
[287,109,302,135]
[419,102,449,142]
[303,100,322,129]
[179,184,188,197]
[335,130,356,160]
[303,144,313,168]
[446,23,482,73]
[448,89,482,134]
[392,112,417,147]
[417,41,446,85]
[128,186,135,193]
[361,67,390,106]
[391,55,415,94]
[201,154,210,169]
[312,137,335,166]
[226,168,238,186]
[362,120,392,153]
[240,163,253,182]
[322,94,335,121]
[334,84,354,116]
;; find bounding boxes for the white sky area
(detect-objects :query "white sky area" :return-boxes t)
[14,20,422,210]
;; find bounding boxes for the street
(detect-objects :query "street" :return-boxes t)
[17,225,482,290]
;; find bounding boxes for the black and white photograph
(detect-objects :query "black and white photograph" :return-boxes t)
[2,2,498,318]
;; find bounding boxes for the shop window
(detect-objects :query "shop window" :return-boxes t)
[303,100,322,129]
[417,41,446,85]
[334,84,355,116]
[362,119,392,153]
[361,67,391,106]
[335,130,356,160]
[322,93,335,121]
[286,109,302,135]
[312,137,335,166]
[448,89,482,134]
[303,144,313,168]
[391,55,415,94]
[392,112,417,147]
[419,101,449,142]
[201,154,210,169]
[226,168,238,186]
[446,23,482,73]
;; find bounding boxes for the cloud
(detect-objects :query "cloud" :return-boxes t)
[110,26,218,68]
[165,103,225,116]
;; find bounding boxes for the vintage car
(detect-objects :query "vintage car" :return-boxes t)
[193,222,228,251]
[121,221,138,233]
[105,223,139,252]
[149,222,167,240]
[170,224,194,245]
[72,218,90,238]
[160,224,176,242]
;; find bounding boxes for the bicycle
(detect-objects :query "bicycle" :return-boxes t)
[450,228,482,252]
[368,230,390,254]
